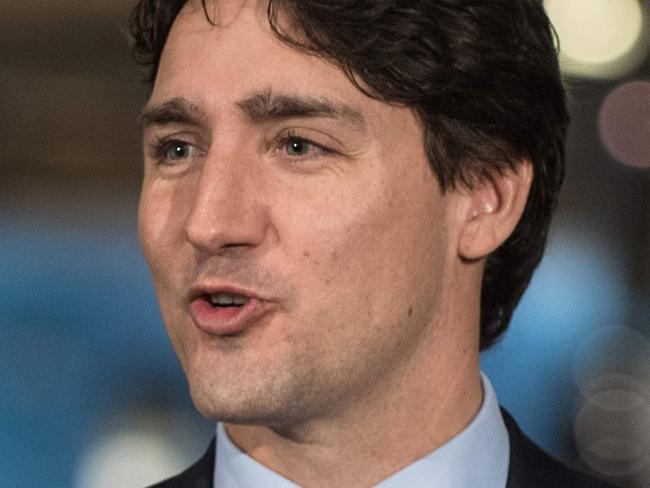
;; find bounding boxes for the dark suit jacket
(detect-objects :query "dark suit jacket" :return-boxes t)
[149,410,616,487]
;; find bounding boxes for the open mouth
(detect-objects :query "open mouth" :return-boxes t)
[206,292,251,308]
[190,289,267,336]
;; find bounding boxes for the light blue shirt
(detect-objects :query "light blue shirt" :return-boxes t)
[213,373,509,487]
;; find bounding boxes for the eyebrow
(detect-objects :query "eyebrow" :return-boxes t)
[140,97,206,130]
[140,91,367,131]
[237,90,366,128]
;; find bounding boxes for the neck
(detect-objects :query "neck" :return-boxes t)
[225,332,482,487]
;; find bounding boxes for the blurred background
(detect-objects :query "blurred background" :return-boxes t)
[1,0,649,487]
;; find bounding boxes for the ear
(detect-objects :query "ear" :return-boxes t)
[457,159,533,260]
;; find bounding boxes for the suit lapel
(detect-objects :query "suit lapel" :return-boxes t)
[149,438,215,488]
[182,438,215,488]
[503,409,533,488]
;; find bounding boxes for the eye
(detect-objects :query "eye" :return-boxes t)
[148,138,202,166]
[285,138,313,156]
[165,141,194,161]
[276,132,333,161]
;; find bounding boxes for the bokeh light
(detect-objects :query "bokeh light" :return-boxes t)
[575,388,650,478]
[75,427,187,488]
[598,80,650,168]
[545,0,648,79]
[574,327,650,479]
[575,326,650,395]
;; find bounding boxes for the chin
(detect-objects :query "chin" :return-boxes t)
[189,389,311,428]
[185,367,314,427]
[189,368,292,425]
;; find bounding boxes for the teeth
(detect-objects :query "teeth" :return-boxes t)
[233,295,248,305]
[208,293,250,306]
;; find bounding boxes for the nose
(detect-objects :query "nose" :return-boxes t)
[184,148,270,255]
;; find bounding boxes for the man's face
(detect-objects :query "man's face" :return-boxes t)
[139,0,460,425]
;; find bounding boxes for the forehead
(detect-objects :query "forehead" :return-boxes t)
[149,0,408,129]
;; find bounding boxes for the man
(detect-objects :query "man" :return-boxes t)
[130,0,615,486]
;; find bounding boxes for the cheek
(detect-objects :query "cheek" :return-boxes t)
[279,182,408,309]
[138,190,159,267]
[285,171,447,333]
[138,183,196,357]
[137,182,196,347]
[139,187,175,313]
[139,196,168,284]
[138,181,189,273]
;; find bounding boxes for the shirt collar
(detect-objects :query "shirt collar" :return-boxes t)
[214,373,509,488]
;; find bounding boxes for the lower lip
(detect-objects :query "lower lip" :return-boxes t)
[189,297,269,336]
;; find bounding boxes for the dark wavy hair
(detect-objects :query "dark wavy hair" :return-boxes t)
[129,0,569,350]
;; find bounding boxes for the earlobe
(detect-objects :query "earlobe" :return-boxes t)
[457,160,533,261]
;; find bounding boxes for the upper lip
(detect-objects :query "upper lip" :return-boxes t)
[188,282,267,303]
